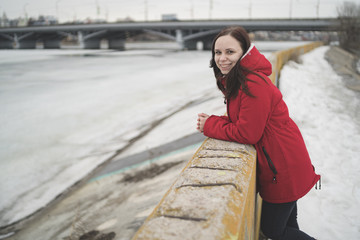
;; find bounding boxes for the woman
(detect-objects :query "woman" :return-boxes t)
[197,26,320,240]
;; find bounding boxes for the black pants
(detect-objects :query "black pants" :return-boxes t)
[261,200,315,240]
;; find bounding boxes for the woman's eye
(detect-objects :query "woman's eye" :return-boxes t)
[227,50,234,54]
[215,51,221,55]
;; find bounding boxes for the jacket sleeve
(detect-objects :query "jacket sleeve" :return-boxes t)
[203,77,272,145]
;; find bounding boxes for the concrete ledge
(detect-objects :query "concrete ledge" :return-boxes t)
[132,138,258,240]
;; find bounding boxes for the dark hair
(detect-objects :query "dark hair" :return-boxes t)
[210,26,255,99]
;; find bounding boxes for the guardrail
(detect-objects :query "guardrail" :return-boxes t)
[269,41,323,85]
[132,138,259,240]
[132,41,324,240]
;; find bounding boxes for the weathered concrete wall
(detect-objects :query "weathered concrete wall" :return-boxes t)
[325,46,360,91]
[132,138,259,240]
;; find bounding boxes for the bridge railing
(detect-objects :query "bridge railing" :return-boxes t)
[131,41,324,240]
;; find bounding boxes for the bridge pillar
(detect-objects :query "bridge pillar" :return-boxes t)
[42,34,62,49]
[13,32,37,49]
[43,39,61,49]
[0,39,13,49]
[18,39,37,49]
[83,39,101,49]
[78,30,107,49]
[108,38,125,50]
[183,39,213,51]
[176,29,184,50]
[183,40,197,50]
[79,34,100,49]
[203,39,213,50]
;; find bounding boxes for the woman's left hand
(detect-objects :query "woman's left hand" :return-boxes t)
[197,113,209,133]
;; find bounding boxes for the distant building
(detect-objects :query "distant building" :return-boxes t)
[162,14,178,21]
[17,17,28,27]
[0,13,9,27]
[28,15,57,26]
[116,16,134,23]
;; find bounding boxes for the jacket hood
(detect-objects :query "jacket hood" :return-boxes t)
[240,43,272,76]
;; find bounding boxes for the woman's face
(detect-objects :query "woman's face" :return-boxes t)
[214,35,244,75]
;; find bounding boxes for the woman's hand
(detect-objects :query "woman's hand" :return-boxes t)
[197,113,209,133]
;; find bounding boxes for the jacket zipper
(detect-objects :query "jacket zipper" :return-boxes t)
[262,147,278,184]
[315,177,322,190]
[226,98,230,119]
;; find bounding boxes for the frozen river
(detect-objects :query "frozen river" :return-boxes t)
[0,47,220,228]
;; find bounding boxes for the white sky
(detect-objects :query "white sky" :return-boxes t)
[1,0,359,23]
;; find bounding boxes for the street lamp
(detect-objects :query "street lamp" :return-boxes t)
[56,0,62,23]
[23,3,29,21]
[144,0,148,21]
[316,0,320,19]
[249,0,252,19]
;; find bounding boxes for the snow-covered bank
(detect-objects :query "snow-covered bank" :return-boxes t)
[280,46,360,239]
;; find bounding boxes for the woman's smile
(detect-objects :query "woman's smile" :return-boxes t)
[219,63,233,71]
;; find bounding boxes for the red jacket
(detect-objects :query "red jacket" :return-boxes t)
[204,45,320,203]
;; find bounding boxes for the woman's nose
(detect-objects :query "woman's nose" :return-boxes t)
[219,54,227,61]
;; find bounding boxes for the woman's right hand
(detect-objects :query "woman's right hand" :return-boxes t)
[197,113,209,133]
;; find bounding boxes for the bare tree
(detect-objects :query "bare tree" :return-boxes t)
[337,1,360,54]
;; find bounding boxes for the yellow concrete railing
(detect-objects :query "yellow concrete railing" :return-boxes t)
[269,41,323,85]
[132,138,259,240]
[132,42,324,240]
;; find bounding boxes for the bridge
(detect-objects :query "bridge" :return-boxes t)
[0,19,338,50]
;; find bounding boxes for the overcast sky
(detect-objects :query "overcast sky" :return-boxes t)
[1,0,358,23]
